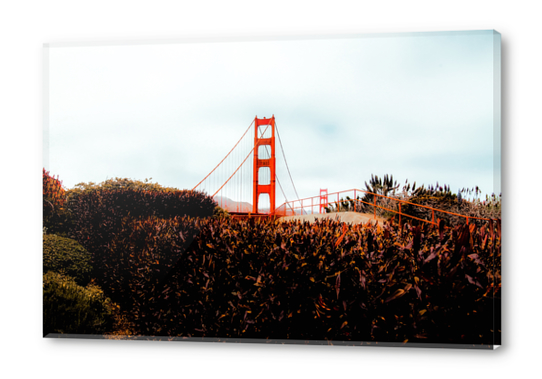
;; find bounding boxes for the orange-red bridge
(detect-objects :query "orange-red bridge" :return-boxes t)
[193,116,491,226]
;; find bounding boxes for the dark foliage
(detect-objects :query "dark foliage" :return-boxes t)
[96,216,500,346]
[91,216,203,312]
[42,173,500,345]
[67,183,216,257]
[43,169,72,235]
[401,184,464,225]
[325,174,501,227]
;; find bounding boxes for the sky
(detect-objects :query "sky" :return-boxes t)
[45,30,501,208]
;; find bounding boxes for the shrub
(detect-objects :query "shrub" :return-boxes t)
[66,178,216,255]
[43,234,93,286]
[213,205,231,219]
[43,272,114,336]
[99,215,500,345]
[457,189,501,220]
[43,168,65,212]
[401,184,464,225]
[400,183,502,225]
[43,169,71,235]
[324,175,403,218]
[70,177,174,193]
[347,174,501,226]
[91,215,202,310]
[357,174,401,216]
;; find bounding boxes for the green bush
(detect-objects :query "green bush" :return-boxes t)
[69,177,174,193]
[43,234,93,286]
[213,205,231,219]
[43,272,114,336]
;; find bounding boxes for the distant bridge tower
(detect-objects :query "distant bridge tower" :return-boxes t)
[320,188,328,213]
[253,116,276,214]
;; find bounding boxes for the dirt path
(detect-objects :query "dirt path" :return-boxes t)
[278,211,387,225]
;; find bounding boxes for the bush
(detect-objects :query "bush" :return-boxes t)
[43,169,72,235]
[69,177,174,193]
[213,205,231,219]
[43,272,114,336]
[91,215,202,311]
[400,183,501,225]
[350,174,501,225]
[43,234,93,286]
[67,178,216,254]
[99,215,500,345]
[401,184,463,225]
[324,175,403,218]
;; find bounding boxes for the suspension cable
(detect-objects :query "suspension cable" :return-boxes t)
[262,140,288,203]
[275,170,295,213]
[192,119,254,191]
[261,128,296,214]
[212,124,270,197]
[275,122,300,200]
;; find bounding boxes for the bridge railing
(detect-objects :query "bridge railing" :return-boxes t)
[275,188,495,226]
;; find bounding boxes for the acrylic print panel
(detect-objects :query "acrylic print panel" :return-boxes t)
[43,30,501,349]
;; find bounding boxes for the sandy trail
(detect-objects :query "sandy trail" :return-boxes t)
[278,211,387,225]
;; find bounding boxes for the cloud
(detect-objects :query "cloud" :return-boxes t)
[46,31,500,201]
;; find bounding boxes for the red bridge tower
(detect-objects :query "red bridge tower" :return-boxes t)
[253,116,276,214]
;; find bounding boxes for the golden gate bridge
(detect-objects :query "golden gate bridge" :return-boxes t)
[192,115,300,216]
[192,115,492,225]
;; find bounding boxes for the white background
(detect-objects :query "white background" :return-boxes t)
[0,1,538,378]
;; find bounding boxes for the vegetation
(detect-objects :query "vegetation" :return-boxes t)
[43,174,220,337]
[43,169,72,235]
[43,272,115,335]
[85,215,500,345]
[42,170,501,345]
[213,205,231,219]
[66,177,216,258]
[43,234,93,286]
[69,177,178,194]
[325,174,501,226]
